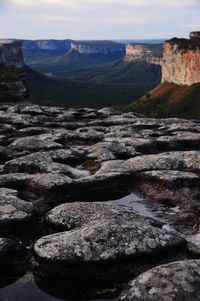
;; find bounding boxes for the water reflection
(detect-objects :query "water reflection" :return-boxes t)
[0,273,66,301]
[0,272,117,301]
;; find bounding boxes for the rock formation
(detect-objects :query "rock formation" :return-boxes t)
[70,41,125,55]
[22,39,72,51]
[162,32,200,85]
[0,40,27,103]
[125,44,163,65]
[0,104,199,299]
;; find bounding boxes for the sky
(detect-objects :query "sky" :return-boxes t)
[0,0,199,40]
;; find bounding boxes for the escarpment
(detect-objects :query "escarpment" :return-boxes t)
[162,32,200,86]
[0,40,27,103]
[125,44,163,65]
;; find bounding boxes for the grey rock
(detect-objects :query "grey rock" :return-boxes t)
[87,141,136,161]
[34,202,184,263]
[0,188,34,226]
[10,133,63,151]
[119,260,200,301]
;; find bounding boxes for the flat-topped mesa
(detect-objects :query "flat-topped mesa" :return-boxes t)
[70,41,125,55]
[162,32,200,86]
[0,40,27,103]
[22,39,72,51]
[125,44,163,65]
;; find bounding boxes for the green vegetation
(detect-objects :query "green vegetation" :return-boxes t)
[26,67,152,108]
[54,59,161,85]
[126,82,200,119]
[166,37,200,51]
[27,49,125,75]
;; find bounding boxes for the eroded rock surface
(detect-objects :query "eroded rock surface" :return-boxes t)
[119,260,200,301]
[0,103,199,299]
[34,202,184,263]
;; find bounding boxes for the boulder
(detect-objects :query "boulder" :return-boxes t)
[119,260,200,301]
[34,202,184,263]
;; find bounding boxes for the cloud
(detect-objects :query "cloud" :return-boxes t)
[0,0,199,39]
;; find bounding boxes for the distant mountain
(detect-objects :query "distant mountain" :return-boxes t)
[22,39,125,73]
[23,39,162,108]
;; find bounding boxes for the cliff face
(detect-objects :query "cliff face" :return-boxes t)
[0,40,27,103]
[125,44,163,65]
[22,39,72,51]
[70,41,125,55]
[162,33,200,86]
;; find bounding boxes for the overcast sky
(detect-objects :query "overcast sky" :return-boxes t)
[0,0,199,40]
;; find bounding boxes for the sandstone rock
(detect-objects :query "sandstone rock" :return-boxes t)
[87,141,137,161]
[162,36,200,85]
[119,260,200,301]
[34,202,184,263]
[0,188,34,226]
[139,170,199,186]
[10,133,63,151]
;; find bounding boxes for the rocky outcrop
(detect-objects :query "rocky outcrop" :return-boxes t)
[0,104,199,299]
[125,44,163,65]
[0,40,27,103]
[162,32,200,85]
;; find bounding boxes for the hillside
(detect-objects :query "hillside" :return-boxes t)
[23,40,125,75]
[53,59,161,85]
[126,82,200,119]
[26,67,149,108]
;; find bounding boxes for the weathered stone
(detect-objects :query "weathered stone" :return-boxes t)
[87,141,136,161]
[138,170,199,186]
[34,202,184,263]
[162,35,200,85]
[119,260,200,301]
[10,133,63,151]
[0,188,34,226]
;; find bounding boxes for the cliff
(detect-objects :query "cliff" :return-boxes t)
[70,41,125,55]
[126,32,200,119]
[22,39,72,51]
[162,33,200,85]
[125,44,163,65]
[0,40,27,103]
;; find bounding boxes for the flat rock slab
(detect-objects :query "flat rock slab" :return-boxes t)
[119,260,200,301]
[34,202,184,263]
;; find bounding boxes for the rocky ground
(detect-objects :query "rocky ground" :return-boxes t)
[0,103,199,300]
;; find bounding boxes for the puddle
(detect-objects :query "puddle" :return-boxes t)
[0,193,196,301]
[0,272,116,301]
[112,193,180,225]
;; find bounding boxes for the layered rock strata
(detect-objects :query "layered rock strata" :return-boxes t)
[162,32,200,85]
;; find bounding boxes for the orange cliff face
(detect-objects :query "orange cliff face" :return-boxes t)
[162,33,200,86]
